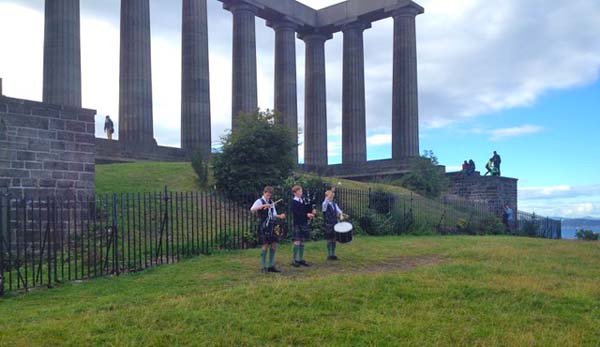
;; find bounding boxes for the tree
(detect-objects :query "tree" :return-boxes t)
[400,150,448,198]
[213,110,297,202]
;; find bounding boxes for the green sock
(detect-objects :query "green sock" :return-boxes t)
[293,245,299,262]
[327,243,332,256]
[269,249,276,267]
[261,250,267,269]
[332,243,336,256]
[299,245,305,261]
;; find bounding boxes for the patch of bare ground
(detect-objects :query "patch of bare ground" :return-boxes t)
[278,255,445,278]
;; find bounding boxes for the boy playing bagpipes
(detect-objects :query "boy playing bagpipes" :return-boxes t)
[250,186,286,274]
[291,185,316,267]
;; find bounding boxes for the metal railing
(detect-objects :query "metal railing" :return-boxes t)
[0,186,561,296]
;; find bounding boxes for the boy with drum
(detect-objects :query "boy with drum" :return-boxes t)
[250,186,286,274]
[291,185,316,267]
[322,190,343,260]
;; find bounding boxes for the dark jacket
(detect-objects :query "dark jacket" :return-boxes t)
[292,198,311,226]
[104,119,114,132]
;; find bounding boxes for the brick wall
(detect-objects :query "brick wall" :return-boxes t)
[0,96,96,200]
[444,172,518,217]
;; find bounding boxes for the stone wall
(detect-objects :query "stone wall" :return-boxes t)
[0,96,96,200]
[95,138,190,164]
[444,172,518,216]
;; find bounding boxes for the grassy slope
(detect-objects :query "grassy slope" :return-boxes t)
[96,161,417,196]
[0,236,598,346]
[95,162,202,194]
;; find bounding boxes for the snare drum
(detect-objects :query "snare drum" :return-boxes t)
[334,222,353,244]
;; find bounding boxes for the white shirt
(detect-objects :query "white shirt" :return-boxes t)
[322,200,342,214]
[250,196,278,215]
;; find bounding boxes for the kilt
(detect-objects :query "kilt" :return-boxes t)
[324,224,336,241]
[258,223,279,245]
[292,224,311,242]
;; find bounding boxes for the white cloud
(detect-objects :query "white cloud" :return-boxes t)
[520,185,600,200]
[367,134,392,146]
[489,125,543,140]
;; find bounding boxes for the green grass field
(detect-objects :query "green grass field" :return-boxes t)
[1,236,598,346]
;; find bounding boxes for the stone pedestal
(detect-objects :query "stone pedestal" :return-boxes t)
[270,20,298,162]
[226,2,258,129]
[342,22,370,164]
[300,32,331,167]
[119,0,156,146]
[181,0,212,156]
[392,6,421,158]
[43,0,81,107]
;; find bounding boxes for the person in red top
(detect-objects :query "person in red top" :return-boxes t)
[462,160,469,173]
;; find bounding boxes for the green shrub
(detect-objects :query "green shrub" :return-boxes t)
[213,110,296,203]
[475,216,506,235]
[400,150,448,198]
[191,149,209,187]
[520,216,540,237]
[369,189,394,215]
[575,229,599,241]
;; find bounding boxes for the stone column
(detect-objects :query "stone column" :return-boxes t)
[181,0,211,157]
[342,22,370,164]
[119,0,156,146]
[300,32,331,167]
[43,0,81,107]
[392,6,421,158]
[269,20,298,162]
[225,2,258,129]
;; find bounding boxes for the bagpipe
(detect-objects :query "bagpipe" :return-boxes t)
[260,199,288,241]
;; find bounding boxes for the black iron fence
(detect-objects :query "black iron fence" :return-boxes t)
[517,211,562,239]
[0,187,561,296]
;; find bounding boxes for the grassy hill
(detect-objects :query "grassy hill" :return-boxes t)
[0,236,598,346]
[95,161,416,195]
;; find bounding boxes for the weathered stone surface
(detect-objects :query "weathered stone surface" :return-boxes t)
[43,0,82,107]
[224,2,258,129]
[95,138,190,164]
[181,0,212,157]
[342,21,370,164]
[0,96,95,199]
[445,172,518,217]
[270,19,299,163]
[300,31,331,167]
[119,0,156,146]
[392,6,420,158]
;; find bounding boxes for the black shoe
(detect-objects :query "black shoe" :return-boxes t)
[268,266,281,273]
[331,255,338,261]
[291,261,301,267]
[299,260,311,267]
[261,267,268,274]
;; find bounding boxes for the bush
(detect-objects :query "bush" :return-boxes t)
[575,229,599,241]
[519,218,540,237]
[191,149,209,187]
[400,150,448,198]
[369,189,394,215]
[475,216,506,235]
[213,110,297,203]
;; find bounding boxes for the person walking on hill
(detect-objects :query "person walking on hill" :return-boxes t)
[104,115,114,141]
[492,151,502,176]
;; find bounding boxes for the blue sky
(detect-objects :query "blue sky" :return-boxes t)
[0,0,599,217]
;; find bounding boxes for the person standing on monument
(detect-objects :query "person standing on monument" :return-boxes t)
[492,151,502,176]
[104,115,115,141]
